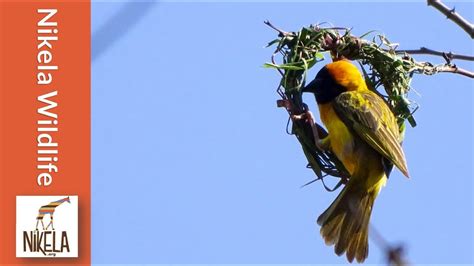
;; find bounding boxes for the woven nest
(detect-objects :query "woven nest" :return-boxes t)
[265,22,423,190]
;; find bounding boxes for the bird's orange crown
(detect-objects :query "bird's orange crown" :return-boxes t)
[303,60,368,103]
[325,60,367,91]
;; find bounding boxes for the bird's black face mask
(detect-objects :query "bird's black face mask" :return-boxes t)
[302,66,346,104]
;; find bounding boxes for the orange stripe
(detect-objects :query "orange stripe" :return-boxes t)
[39,208,56,211]
[0,1,90,265]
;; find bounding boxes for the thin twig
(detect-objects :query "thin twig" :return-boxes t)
[370,224,409,266]
[427,0,474,38]
[264,20,290,37]
[395,47,474,61]
[434,64,474,78]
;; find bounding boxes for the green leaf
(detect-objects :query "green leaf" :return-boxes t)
[359,30,377,39]
[266,39,280,47]
[263,62,279,69]
[407,115,417,127]
[263,62,305,70]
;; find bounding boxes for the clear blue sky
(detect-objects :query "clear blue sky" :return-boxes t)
[91,1,473,264]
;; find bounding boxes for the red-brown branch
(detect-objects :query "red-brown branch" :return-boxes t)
[427,0,474,38]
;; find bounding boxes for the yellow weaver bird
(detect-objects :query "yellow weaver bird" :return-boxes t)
[302,60,409,263]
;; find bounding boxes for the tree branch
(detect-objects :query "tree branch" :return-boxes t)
[395,47,474,78]
[432,64,474,78]
[427,0,474,39]
[395,47,474,61]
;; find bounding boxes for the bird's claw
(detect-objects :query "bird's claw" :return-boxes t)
[278,100,327,153]
[292,111,326,152]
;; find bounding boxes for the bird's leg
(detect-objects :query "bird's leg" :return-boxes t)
[277,99,329,152]
[292,110,327,152]
[303,111,325,152]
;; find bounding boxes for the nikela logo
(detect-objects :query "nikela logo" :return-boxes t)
[16,196,78,257]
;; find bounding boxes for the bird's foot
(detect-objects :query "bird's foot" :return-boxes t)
[292,111,326,152]
[277,100,327,152]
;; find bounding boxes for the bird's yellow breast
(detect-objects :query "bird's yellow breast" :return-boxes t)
[318,103,357,175]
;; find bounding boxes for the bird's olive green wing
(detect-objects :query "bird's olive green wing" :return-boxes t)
[333,91,409,177]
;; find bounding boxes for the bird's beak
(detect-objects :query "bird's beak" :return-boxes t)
[302,78,322,93]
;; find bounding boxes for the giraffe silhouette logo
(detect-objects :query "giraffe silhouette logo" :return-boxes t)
[35,196,71,231]
[16,195,78,258]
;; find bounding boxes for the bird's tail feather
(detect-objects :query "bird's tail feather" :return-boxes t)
[317,181,381,263]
